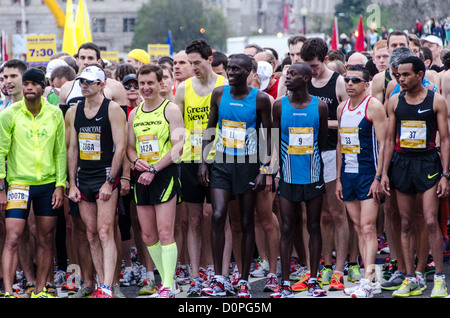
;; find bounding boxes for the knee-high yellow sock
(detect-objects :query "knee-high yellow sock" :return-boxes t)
[162,242,178,290]
[147,241,164,285]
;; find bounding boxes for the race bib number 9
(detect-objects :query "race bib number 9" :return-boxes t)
[222,120,246,149]
[288,127,314,155]
[340,127,361,154]
[138,134,160,162]
[6,185,30,210]
[79,133,101,161]
[400,121,426,149]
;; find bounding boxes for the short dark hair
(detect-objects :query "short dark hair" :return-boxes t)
[1,59,28,74]
[327,49,345,63]
[347,65,370,82]
[160,64,173,78]
[137,64,163,82]
[185,39,213,60]
[300,37,328,62]
[387,30,409,47]
[115,63,136,82]
[78,42,101,60]
[212,51,228,69]
[51,65,76,82]
[420,46,433,65]
[288,35,307,47]
[399,56,426,76]
[158,55,174,67]
[244,43,263,54]
[229,54,253,72]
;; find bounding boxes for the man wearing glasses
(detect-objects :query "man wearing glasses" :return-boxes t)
[67,65,127,298]
[336,65,387,298]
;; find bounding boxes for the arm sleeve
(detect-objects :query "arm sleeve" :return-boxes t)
[53,110,67,188]
[0,110,13,179]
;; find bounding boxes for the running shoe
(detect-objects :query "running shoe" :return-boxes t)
[237,280,252,298]
[187,278,203,297]
[250,259,269,278]
[263,273,279,292]
[139,278,157,295]
[231,267,241,287]
[61,281,79,295]
[223,276,236,296]
[320,266,333,285]
[307,279,327,297]
[24,282,35,297]
[175,264,191,285]
[328,272,345,291]
[415,271,427,291]
[347,264,362,282]
[381,271,405,290]
[91,287,113,298]
[269,283,294,298]
[383,259,398,279]
[201,276,226,297]
[157,287,175,298]
[350,279,373,298]
[425,255,436,276]
[120,267,136,286]
[31,287,58,298]
[289,264,308,281]
[292,272,310,292]
[431,274,447,298]
[392,276,422,297]
[69,285,94,298]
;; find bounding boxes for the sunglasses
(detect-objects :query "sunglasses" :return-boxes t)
[79,78,100,86]
[344,77,367,84]
[124,84,139,90]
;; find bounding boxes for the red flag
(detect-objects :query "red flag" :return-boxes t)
[355,15,365,52]
[1,30,8,61]
[331,17,339,50]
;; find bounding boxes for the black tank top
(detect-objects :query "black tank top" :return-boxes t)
[307,72,340,151]
[395,90,436,154]
[74,98,115,169]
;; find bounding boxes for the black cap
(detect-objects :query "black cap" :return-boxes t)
[122,74,138,85]
[22,68,46,89]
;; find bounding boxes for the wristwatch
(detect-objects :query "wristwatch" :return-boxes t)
[0,184,5,191]
[374,175,382,181]
[106,176,116,184]
[149,166,158,174]
[441,173,450,180]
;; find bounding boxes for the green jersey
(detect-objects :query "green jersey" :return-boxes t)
[0,97,66,188]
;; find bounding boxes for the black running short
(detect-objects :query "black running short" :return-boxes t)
[134,164,181,206]
[210,156,260,196]
[278,179,325,203]
[391,149,442,194]
[180,162,211,204]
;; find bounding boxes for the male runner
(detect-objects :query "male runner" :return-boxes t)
[269,62,328,298]
[1,59,28,105]
[299,37,351,290]
[0,68,66,298]
[67,65,127,298]
[199,53,272,298]
[174,39,229,297]
[336,65,387,298]
[381,56,449,298]
[127,64,184,298]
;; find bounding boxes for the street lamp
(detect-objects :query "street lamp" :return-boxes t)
[301,7,308,35]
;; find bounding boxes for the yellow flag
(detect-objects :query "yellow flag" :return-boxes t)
[62,0,77,56]
[75,0,92,47]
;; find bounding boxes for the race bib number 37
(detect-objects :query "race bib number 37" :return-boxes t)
[6,185,30,210]
[400,121,426,149]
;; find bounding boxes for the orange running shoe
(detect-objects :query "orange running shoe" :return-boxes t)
[292,273,310,292]
[328,272,345,291]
